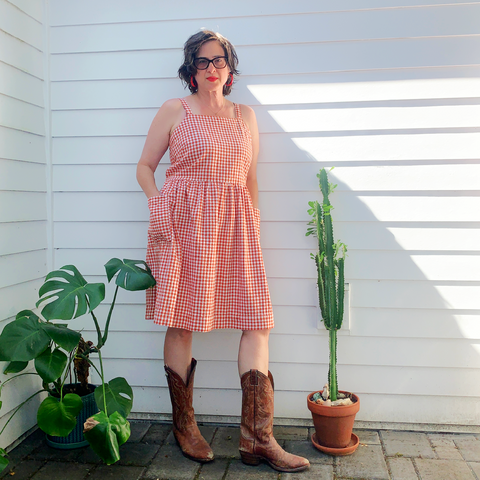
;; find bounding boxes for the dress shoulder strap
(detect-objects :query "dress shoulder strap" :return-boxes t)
[234,103,242,119]
[180,98,193,114]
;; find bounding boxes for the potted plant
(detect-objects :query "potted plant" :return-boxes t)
[305,168,360,456]
[0,258,155,471]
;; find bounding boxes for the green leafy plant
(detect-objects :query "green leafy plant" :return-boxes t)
[306,168,347,402]
[0,259,155,470]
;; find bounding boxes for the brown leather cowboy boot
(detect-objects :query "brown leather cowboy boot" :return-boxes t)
[239,369,310,472]
[165,358,214,463]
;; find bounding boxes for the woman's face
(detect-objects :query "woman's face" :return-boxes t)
[193,40,230,93]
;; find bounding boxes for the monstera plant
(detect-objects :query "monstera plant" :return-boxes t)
[0,258,155,471]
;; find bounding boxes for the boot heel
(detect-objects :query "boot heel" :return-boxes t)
[241,452,261,466]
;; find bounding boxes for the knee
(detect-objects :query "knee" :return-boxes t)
[166,327,193,343]
[242,328,271,341]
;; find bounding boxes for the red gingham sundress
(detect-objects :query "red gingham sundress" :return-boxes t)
[145,98,274,332]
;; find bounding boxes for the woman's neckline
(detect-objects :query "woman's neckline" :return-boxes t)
[182,98,238,120]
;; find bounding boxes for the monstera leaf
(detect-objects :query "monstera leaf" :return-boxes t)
[40,323,81,352]
[3,361,29,374]
[105,258,156,291]
[37,393,83,437]
[0,311,50,362]
[37,265,105,321]
[34,348,68,383]
[0,449,8,473]
[84,411,130,465]
[94,377,133,418]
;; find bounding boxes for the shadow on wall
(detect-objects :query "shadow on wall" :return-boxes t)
[227,66,480,425]
[49,58,480,425]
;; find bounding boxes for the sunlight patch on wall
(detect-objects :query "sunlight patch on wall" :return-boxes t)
[456,318,480,341]
[247,78,480,105]
[290,133,480,163]
[268,105,480,133]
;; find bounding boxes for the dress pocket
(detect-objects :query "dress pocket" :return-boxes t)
[148,195,173,243]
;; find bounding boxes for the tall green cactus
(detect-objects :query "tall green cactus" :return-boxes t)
[306,168,347,401]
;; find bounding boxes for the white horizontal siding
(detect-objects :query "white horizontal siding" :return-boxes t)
[42,1,480,429]
[81,330,480,370]
[68,302,480,341]
[48,0,480,25]
[50,104,480,138]
[0,250,47,289]
[6,0,43,23]
[0,61,44,107]
[49,4,480,54]
[114,385,480,425]
[0,221,48,256]
[264,250,480,282]
[266,277,480,311]
[0,192,48,222]
[51,131,480,166]
[0,95,45,135]
[51,192,480,222]
[95,358,480,398]
[0,279,44,321]
[0,29,43,79]
[50,36,480,81]
[52,163,480,192]
[352,308,480,340]
[54,221,480,251]
[51,67,480,110]
[52,245,480,283]
[0,0,43,50]
[0,0,47,449]
[0,127,46,163]
[0,160,46,192]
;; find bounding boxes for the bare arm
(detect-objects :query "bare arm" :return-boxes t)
[240,104,260,209]
[136,99,184,198]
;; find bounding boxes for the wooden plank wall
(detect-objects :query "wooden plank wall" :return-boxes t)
[48,0,480,426]
[0,0,48,447]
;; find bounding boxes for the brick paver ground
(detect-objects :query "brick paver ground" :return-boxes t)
[2,422,480,479]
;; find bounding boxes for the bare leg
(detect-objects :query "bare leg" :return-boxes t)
[164,327,193,383]
[238,328,271,377]
[237,328,310,472]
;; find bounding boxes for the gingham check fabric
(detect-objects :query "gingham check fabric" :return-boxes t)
[145,99,274,332]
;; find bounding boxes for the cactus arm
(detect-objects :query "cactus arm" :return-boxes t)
[315,253,329,328]
[319,170,337,330]
[336,257,345,330]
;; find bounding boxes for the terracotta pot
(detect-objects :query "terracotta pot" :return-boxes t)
[307,390,360,450]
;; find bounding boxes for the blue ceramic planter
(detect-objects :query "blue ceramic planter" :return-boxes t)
[46,384,98,449]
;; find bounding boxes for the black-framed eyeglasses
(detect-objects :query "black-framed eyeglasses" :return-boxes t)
[193,56,228,70]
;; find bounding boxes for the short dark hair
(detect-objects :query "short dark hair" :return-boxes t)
[178,30,239,96]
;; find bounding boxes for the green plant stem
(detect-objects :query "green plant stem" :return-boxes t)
[0,372,38,392]
[0,390,46,437]
[90,309,103,350]
[329,328,338,401]
[97,350,108,415]
[102,285,119,347]
[77,353,102,379]
[58,344,81,396]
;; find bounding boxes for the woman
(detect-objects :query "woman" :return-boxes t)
[136,30,309,473]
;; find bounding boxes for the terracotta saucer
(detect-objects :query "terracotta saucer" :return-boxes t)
[311,432,360,456]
